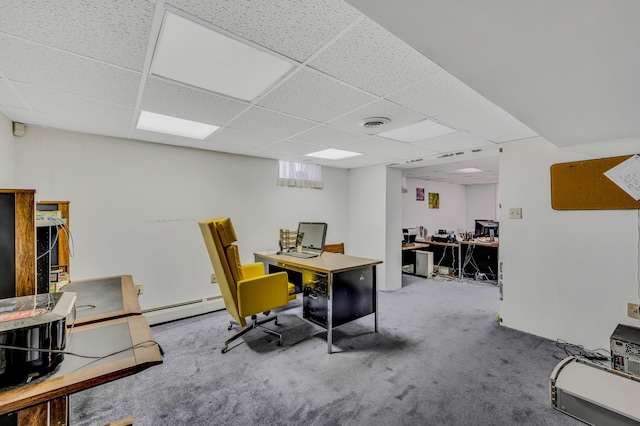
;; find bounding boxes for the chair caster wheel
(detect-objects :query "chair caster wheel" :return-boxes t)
[221,346,228,354]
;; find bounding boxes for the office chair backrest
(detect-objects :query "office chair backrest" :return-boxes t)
[324,242,345,254]
[199,218,246,327]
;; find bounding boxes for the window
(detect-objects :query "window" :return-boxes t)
[277,160,323,189]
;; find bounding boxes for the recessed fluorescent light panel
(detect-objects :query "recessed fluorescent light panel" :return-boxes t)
[136,110,219,139]
[150,12,293,101]
[305,149,362,160]
[378,119,457,142]
[451,168,483,173]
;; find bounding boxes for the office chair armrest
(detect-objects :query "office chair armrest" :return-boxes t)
[242,262,266,279]
[237,271,289,316]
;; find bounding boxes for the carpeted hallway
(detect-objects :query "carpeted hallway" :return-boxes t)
[71,275,581,425]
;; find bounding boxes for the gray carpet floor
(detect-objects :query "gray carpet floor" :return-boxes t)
[71,275,581,425]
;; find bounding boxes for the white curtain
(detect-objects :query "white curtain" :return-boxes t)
[277,160,323,189]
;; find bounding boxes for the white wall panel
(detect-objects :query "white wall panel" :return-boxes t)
[499,137,640,350]
[13,127,349,312]
[0,113,15,187]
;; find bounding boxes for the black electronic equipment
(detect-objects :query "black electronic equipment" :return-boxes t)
[296,222,327,254]
[0,292,76,386]
[611,323,640,376]
[474,220,499,238]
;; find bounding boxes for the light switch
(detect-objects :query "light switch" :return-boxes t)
[508,208,522,219]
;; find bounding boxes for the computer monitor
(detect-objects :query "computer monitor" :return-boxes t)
[297,222,328,252]
[474,220,499,238]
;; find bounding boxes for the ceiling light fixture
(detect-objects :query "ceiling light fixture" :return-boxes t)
[378,119,457,142]
[150,12,293,101]
[136,110,219,139]
[305,148,362,160]
[450,168,483,173]
[359,117,391,129]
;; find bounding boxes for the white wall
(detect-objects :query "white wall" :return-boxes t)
[499,137,640,350]
[465,184,499,232]
[348,165,402,291]
[13,127,350,311]
[0,113,16,186]
[402,178,466,235]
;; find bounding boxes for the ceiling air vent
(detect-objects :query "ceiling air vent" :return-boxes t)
[359,117,391,129]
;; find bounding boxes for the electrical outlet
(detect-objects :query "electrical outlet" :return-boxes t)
[508,208,522,219]
[628,303,640,319]
[135,284,143,295]
[211,273,218,283]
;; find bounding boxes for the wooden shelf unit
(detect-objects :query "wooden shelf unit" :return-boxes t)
[0,189,36,298]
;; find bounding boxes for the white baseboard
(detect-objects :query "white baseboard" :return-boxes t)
[143,296,225,325]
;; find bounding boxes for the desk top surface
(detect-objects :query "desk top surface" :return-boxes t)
[62,275,141,326]
[402,243,430,250]
[0,315,162,415]
[255,251,382,274]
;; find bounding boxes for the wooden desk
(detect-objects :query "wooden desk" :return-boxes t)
[0,275,160,425]
[63,275,141,326]
[0,316,162,416]
[254,251,382,354]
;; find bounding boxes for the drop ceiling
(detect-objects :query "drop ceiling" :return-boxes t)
[1,1,637,185]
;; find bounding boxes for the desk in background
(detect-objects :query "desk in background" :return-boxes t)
[402,240,499,281]
[402,243,430,276]
[0,275,162,425]
[460,240,499,280]
[254,251,382,354]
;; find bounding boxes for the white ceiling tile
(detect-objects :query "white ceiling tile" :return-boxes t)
[14,82,134,127]
[130,129,208,150]
[204,127,281,152]
[328,99,427,135]
[310,18,440,96]
[141,77,249,126]
[435,101,537,143]
[0,106,47,126]
[409,131,494,153]
[0,0,154,71]
[261,140,321,156]
[0,77,29,109]
[226,106,317,139]
[0,35,141,106]
[41,116,132,140]
[168,0,361,62]
[257,68,376,122]
[340,136,437,160]
[387,70,483,118]
[291,124,366,146]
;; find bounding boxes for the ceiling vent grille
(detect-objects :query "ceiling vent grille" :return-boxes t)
[359,117,391,129]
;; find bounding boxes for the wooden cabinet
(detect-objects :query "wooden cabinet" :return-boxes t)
[0,189,35,298]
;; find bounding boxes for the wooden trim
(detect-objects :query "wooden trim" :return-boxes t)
[15,191,35,296]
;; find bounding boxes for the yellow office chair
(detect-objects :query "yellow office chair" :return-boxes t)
[199,217,293,353]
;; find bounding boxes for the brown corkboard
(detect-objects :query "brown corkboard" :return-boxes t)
[550,155,640,210]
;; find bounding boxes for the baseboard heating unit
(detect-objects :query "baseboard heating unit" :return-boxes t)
[550,356,640,425]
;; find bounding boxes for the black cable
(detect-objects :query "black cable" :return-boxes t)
[0,340,163,360]
[555,339,610,361]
